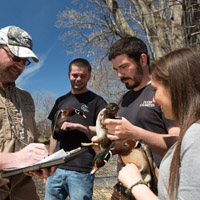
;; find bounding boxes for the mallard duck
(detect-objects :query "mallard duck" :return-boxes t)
[52,108,86,140]
[91,140,158,194]
[90,148,113,175]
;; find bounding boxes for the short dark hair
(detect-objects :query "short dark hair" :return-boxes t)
[69,58,92,73]
[108,37,150,65]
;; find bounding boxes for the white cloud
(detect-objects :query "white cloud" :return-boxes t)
[16,54,47,87]
[16,41,56,88]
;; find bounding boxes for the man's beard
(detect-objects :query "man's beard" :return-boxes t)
[121,77,141,89]
[0,66,21,83]
[121,63,144,89]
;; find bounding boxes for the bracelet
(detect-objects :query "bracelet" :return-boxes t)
[125,180,148,196]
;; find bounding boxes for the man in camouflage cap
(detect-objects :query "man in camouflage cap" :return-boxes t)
[0,26,55,200]
[0,26,39,62]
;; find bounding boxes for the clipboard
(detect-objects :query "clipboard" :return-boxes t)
[1,147,88,178]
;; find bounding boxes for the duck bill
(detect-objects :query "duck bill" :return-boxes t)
[90,166,98,175]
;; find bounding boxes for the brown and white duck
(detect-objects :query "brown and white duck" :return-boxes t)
[52,108,86,140]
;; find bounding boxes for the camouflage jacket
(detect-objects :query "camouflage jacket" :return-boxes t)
[0,82,39,153]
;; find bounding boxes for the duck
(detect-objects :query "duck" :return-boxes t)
[91,139,158,194]
[81,102,119,150]
[87,102,157,194]
[52,108,86,140]
[95,102,119,150]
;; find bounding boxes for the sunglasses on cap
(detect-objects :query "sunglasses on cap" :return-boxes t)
[1,46,31,66]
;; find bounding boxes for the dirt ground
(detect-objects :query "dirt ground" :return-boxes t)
[33,156,118,200]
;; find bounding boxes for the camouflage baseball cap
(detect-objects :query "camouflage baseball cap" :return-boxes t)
[0,26,39,63]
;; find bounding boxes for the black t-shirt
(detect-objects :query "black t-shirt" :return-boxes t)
[48,90,107,172]
[117,84,175,166]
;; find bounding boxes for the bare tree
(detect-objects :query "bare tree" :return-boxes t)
[33,91,57,140]
[55,0,200,101]
[90,61,126,103]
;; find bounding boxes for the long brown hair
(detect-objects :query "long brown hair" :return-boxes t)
[149,47,200,199]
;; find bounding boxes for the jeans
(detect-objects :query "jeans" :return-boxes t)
[45,168,94,200]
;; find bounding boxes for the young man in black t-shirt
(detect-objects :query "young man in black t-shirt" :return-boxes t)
[45,58,107,200]
[100,36,180,200]
[104,37,179,165]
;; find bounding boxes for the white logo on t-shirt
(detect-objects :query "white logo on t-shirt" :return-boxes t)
[81,104,89,112]
[139,101,155,107]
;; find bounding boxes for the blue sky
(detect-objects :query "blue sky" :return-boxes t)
[0,0,76,98]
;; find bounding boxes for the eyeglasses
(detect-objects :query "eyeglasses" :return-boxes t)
[1,46,31,66]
